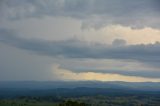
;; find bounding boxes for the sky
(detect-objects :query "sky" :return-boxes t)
[0,0,160,82]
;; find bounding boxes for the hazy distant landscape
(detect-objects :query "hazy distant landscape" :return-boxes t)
[0,81,160,106]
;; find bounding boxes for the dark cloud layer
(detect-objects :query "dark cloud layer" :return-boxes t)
[1,29,160,63]
[0,0,160,29]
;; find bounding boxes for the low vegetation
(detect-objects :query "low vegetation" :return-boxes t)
[0,95,159,106]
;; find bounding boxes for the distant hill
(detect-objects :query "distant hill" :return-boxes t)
[0,81,160,98]
[0,81,160,91]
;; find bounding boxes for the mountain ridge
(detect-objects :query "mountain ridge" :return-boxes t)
[0,81,160,91]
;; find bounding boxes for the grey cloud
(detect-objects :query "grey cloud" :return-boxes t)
[0,0,160,29]
[112,39,127,47]
[0,43,56,81]
[1,29,160,63]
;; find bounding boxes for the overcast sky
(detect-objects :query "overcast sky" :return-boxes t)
[0,0,160,82]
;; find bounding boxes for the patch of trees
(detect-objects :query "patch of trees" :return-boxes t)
[59,100,88,106]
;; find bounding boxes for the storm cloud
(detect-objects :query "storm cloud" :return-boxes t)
[0,0,160,81]
[1,29,160,62]
[0,0,160,29]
